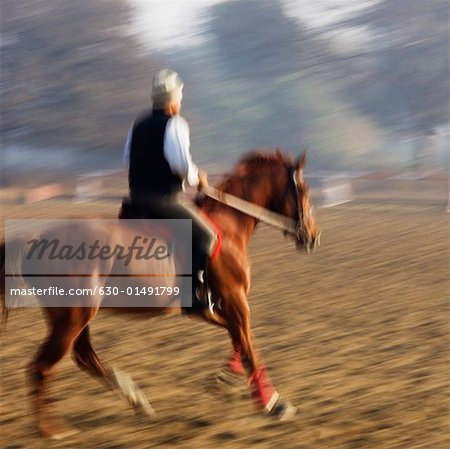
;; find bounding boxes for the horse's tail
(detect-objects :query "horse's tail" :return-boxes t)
[1,238,29,324]
[0,240,8,324]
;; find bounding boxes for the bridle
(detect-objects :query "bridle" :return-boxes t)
[287,166,306,242]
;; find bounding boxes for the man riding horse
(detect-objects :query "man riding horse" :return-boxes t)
[2,101,321,435]
[122,68,216,313]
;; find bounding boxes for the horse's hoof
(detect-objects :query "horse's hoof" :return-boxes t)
[40,419,79,440]
[48,427,79,440]
[112,368,156,419]
[205,369,249,401]
[269,400,297,421]
[132,390,157,419]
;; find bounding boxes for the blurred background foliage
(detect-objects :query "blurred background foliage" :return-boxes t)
[1,0,161,152]
[1,0,448,180]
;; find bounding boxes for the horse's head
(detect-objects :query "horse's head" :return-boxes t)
[279,151,321,253]
[197,149,320,252]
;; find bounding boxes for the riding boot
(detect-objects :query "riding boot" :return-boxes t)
[182,251,211,315]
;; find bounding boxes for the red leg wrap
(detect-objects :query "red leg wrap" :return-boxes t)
[227,344,245,375]
[248,365,279,411]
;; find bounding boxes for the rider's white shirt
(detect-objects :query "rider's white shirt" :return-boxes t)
[123,114,199,188]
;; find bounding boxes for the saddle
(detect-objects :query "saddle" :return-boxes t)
[118,197,179,261]
[119,197,222,260]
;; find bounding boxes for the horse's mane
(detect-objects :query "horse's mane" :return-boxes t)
[196,149,294,208]
[230,148,294,176]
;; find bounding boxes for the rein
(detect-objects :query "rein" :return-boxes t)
[202,185,298,235]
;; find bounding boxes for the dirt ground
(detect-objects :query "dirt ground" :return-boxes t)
[0,189,448,449]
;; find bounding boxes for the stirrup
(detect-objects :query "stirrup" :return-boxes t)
[195,286,215,315]
[206,288,214,315]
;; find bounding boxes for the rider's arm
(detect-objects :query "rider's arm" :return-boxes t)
[164,115,200,187]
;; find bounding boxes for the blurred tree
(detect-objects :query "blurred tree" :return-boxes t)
[197,0,447,169]
[1,0,162,150]
[187,0,384,168]
[184,0,316,163]
[209,0,322,79]
[333,0,449,135]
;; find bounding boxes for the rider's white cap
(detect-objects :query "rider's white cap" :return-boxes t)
[151,69,184,108]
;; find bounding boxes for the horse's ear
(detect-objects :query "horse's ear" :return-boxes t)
[297,150,307,171]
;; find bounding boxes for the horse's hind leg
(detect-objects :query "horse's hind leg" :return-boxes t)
[72,326,156,418]
[72,325,112,383]
[29,308,93,439]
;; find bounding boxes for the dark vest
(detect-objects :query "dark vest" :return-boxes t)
[128,109,183,198]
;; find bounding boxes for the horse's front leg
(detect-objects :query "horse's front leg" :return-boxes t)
[224,293,297,420]
[199,311,245,375]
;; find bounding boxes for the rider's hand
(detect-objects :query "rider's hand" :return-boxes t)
[198,170,208,191]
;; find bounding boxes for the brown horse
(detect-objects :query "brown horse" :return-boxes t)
[1,149,320,438]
